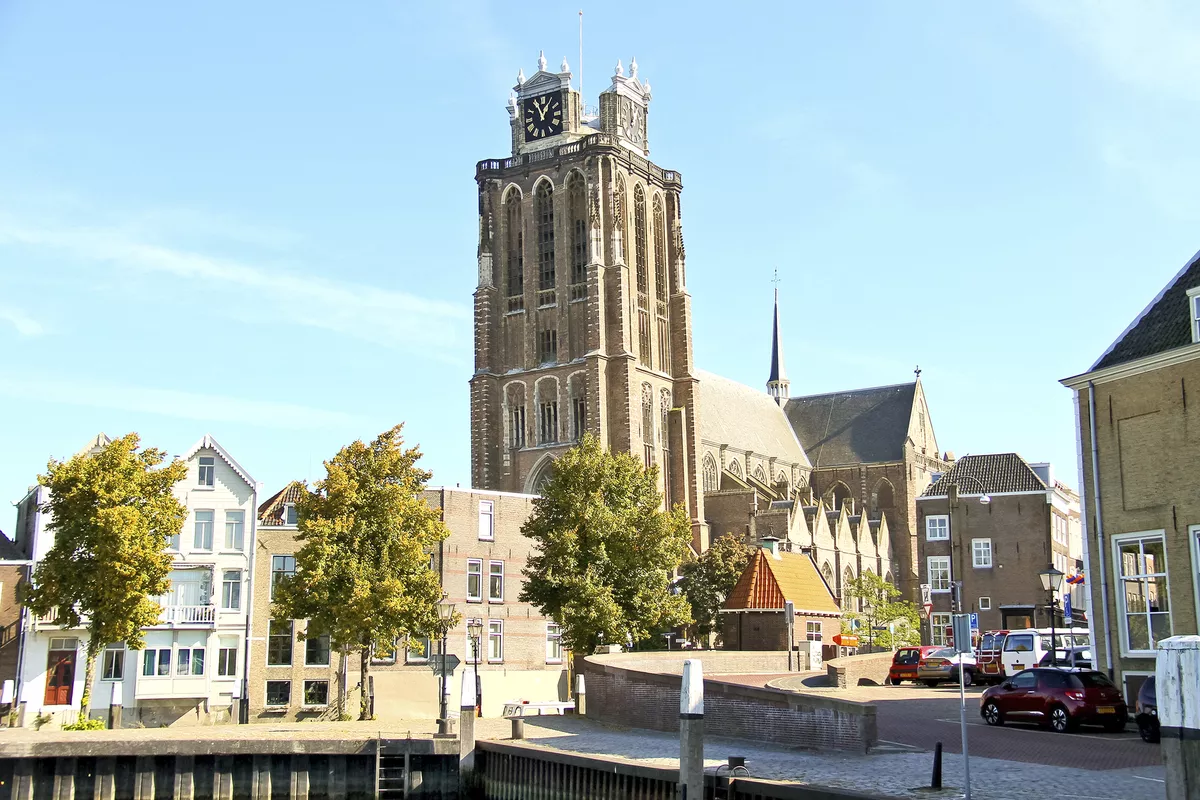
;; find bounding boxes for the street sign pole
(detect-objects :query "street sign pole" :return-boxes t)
[952,613,973,800]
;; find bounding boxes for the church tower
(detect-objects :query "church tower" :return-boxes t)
[766,286,789,405]
[470,53,707,547]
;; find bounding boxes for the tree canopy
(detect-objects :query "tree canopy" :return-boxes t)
[272,424,449,720]
[677,533,755,641]
[519,434,693,653]
[20,433,188,718]
[840,571,920,650]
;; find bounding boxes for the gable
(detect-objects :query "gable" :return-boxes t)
[1092,247,1200,371]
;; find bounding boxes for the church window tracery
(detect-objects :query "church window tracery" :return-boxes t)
[641,383,654,467]
[634,185,651,367]
[535,181,555,296]
[568,173,588,298]
[504,188,523,311]
[728,460,742,478]
[754,465,767,483]
[702,455,718,493]
[652,195,670,372]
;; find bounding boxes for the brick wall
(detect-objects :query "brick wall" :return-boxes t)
[824,651,894,689]
[580,654,876,752]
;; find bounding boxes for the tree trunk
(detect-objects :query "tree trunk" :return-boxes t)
[79,633,100,722]
[336,652,347,720]
[358,641,372,721]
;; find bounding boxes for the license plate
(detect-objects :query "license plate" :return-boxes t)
[1097,706,1115,714]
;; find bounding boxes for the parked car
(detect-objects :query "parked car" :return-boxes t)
[1000,628,1090,677]
[1037,647,1093,669]
[980,668,1127,733]
[888,646,944,686]
[917,647,977,687]
[1135,676,1159,743]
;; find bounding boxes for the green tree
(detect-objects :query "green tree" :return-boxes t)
[840,572,921,650]
[20,434,188,720]
[677,533,754,642]
[520,435,693,654]
[272,425,449,720]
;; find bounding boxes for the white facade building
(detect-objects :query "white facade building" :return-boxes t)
[14,434,259,727]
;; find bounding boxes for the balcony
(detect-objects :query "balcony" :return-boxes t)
[158,605,216,625]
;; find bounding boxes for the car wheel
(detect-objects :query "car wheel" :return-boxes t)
[1049,705,1076,733]
[890,677,901,686]
[1139,718,1160,743]
[961,670,973,687]
[982,701,1004,726]
[923,680,939,688]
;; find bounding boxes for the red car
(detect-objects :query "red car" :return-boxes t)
[980,668,1127,733]
[888,646,943,686]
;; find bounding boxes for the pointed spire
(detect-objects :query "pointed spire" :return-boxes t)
[561,57,570,73]
[517,67,526,84]
[630,57,638,78]
[767,271,790,405]
[615,59,624,77]
[538,50,547,72]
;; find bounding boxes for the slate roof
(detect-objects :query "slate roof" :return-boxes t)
[1092,248,1200,371]
[784,383,915,467]
[258,481,305,526]
[921,453,1047,497]
[723,549,840,615]
[695,370,810,468]
[0,533,26,561]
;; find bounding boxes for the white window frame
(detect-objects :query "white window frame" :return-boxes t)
[283,503,298,527]
[221,569,242,610]
[265,680,291,708]
[193,510,214,551]
[806,621,822,642]
[406,636,431,664]
[224,510,245,551]
[925,515,949,541]
[930,612,951,646]
[978,596,992,611]
[142,648,171,676]
[176,646,205,676]
[545,623,563,664]
[478,501,495,541]
[101,642,125,681]
[1187,287,1200,343]
[971,538,993,569]
[927,556,951,592]
[270,555,296,600]
[218,644,238,677]
[305,633,331,667]
[1112,530,1172,657]
[1191,525,1200,625]
[467,559,483,602]
[488,619,504,663]
[488,561,504,603]
[198,456,215,487]
[302,679,329,708]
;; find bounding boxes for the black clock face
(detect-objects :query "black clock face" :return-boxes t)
[523,92,564,141]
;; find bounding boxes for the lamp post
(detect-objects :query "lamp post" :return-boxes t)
[467,618,484,715]
[1039,565,1065,667]
[435,595,455,736]
[945,478,992,620]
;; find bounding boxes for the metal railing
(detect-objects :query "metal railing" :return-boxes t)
[160,604,216,625]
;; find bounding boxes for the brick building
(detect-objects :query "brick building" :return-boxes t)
[1062,246,1200,701]
[249,484,566,720]
[916,453,1082,645]
[0,535,31,710]
[469,51,948,605]
[719,546,841,657]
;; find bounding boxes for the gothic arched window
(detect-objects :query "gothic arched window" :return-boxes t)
[872,479,895,515]
[634,185,651,366]
[613,174,626,261]
[641,383,654,445]
[702,455,718,493]
[821,562,835,590]
[653,196,667,302]
[504,189,523,309]
[842,567,856,611]
[754,465,767,483]
[728,460,742,478]
[535,182,555,293]
[568,173,588,289]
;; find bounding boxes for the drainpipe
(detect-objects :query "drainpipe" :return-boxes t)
[12,562,31,720]
[1086,382,1115,680]
[239,484,260,724]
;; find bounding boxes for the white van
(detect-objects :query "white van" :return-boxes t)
[1000,627,1090,676]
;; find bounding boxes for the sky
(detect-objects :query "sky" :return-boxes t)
[3,1,1200,532]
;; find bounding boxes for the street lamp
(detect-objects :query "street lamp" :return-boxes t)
[1039,565,1065,667]
[467,618,484,715]
[435,595,455,735]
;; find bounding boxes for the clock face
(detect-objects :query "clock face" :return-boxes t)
[523,92,564,141]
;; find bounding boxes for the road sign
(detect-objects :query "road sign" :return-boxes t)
[832,634,858,647]
[1064,593,1072,621]
[952,614,973,655]
[921,603,933,619]
[920,583,932,607]
[429,653,461,675]
[969,612,979,630]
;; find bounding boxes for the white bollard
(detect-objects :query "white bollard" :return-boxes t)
[1158,635,1200,800]
[679,659,704,800]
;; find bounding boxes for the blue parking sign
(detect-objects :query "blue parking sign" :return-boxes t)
[969,612,979,630]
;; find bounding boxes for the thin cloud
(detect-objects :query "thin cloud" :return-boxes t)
[0,308,46,337]
[0,212,470,359]
[0,373,361,430]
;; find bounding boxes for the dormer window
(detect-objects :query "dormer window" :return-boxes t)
[283,503,298,526]
[1188,287,1200,343]
[198,456,215,487]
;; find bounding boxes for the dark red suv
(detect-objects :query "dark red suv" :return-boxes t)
[980,668,1127,733]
